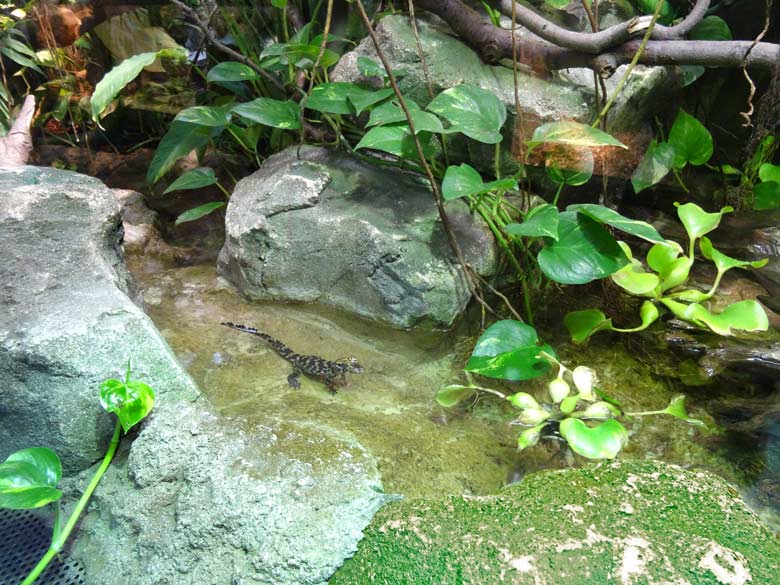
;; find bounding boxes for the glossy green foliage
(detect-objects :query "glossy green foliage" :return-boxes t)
[355,125,434,160]
[367,99,443,133]
[631,110,713,193]
[163,167,218,194]
[304,82,393,115]
[559,418,628,460]
[175,201,226,225]
[689,16,732,41]
[505,204,559,240]
[206,61,261,83]
[0,448,62,510]
[232,98,301,130]
[465,320,553,381]
[426,84,507,144]
[536,212,628,285]
[441,322,702,462]
[442,163,517,201]
[91,48,185,124]
[527,120,627,153]
[565,203,768,342]
[435,385,477,407]
[147,122,222,183]
[631,141,676,194]
[99,370,156,433]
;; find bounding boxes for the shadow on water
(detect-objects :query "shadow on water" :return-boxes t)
[128,257,780,529]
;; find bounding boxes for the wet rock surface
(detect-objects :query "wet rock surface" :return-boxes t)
[72,402,390,585]
[0,166,199,472]
[218,146,498,328]
[330,460,780,584]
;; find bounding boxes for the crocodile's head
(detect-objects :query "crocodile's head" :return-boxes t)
[336,357,364,373]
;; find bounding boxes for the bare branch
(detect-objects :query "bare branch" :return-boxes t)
[413,0,780,72]
[493,0,710,53]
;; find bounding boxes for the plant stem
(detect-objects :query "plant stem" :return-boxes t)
[22,420,122,585]
[552,182,564,206]
[671,167,690,193]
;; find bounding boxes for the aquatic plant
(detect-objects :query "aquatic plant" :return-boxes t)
[565,202,769,342]
[438,320,703,460]
[0,363,155,585]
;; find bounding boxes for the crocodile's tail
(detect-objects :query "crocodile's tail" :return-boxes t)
[221,322,295,359]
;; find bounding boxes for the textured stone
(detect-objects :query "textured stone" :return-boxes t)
[0,166,199,472]
[72,402,391,585]
[218,146,497,328]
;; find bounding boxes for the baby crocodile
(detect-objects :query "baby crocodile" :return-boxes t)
[221,322,363,394]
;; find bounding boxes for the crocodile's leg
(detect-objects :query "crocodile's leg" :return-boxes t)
[287,368,302,389]
[324,374,339,395]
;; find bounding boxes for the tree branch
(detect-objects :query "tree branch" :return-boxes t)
[413,0,780,72]
[493,0,710,53]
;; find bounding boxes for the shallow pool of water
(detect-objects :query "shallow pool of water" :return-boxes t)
[124,257,780,525]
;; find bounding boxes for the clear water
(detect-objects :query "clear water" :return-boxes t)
[128,255,780,528]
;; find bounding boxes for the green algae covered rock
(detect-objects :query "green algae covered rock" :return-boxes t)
[331,460,780,584]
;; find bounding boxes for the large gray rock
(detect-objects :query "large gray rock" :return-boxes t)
[72,402,390,585]
[331,14,676,177]
[0,166,199,472]
[332,459,780,584]
[218,146,498,328]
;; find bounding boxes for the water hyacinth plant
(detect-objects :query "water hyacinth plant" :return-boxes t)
[437,320,703,461]
[565,202,770,343]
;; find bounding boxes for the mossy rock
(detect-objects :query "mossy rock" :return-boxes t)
[331,459,780,584]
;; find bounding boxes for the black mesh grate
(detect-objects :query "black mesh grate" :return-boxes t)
[0,509,86,585]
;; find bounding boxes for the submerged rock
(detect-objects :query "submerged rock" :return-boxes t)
[330,459,780,584]
[218,146,497,328]
[72,403,390,585]
[0,166,199,472]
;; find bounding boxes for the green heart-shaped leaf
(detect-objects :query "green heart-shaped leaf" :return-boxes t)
[506,392,540,410]
[99,377,156,433]
[668,109,713,167]
[174,105,232,127]
[0,447,63,510]
[231,98,301,130]
[442,163,517,201]
[662,395,706,427]
[163,167,218,194]
[700,237,768,274]
[426,84,507,144]
[367,99,443,134]
[559,418,628,460]
[355,124,435,160]
[546,149,594,186]
[661,298,769,336]
[689,15,732,41]
[206,61,262,83]
[175,201,226,225]
[505,204,559,240]
[465,320,553,381]
[754,181,780,210]
[675,202,732,242]
[564,309,613,344]
[517,424,546,451]
[611,258,660,296]
[631,140,676,193]
[436,385,477,407]
[527,120,627,152]
[537,212,628,285]
[569,204,665,244]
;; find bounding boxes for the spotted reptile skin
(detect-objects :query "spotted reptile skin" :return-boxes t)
[221,322,363,394]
